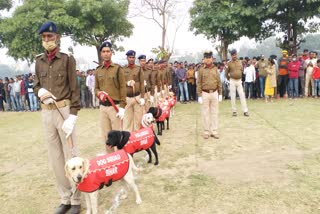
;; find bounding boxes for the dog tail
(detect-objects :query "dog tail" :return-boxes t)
[128,154,143,172]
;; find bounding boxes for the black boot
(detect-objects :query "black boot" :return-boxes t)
[69,205,81,214]
[54,204,71,214]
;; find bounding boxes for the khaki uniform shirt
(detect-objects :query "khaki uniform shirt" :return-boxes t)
[33,50,80,115]
[156,68,165,91]
[257,60,267,77]
[225,59,243,80]
[123,64,145,98]
[187,69,196,85]
[197,65,222,96]
[143,67,155,96]
[94,62,127,108]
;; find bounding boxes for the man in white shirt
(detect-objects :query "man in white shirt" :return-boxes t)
[244,59,256,99]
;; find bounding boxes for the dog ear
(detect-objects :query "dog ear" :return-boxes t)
[117,131,130,149]
[64,161,71,179]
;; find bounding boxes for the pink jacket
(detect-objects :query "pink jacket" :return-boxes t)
[288,61,300,79]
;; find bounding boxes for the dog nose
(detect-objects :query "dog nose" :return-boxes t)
[77,175,82,181]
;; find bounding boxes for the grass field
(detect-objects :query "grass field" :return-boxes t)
[1,98,320,214]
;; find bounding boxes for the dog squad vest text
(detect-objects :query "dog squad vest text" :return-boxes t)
[124,127,155,154]
[77,150,129,193]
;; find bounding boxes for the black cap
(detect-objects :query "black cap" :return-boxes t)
[138,55,146,60]
[126,50,136,57]
[99,41,112,51]
[230,49,237,55]
[38,21,57,34]
[203,51,213,58]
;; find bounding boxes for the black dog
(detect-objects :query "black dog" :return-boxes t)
[106,128,160,165]
[148,107,170,135]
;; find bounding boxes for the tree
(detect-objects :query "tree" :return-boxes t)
[65,0,133,63]
[0,0,12,11]
[189,0,264,60]
[0,0,75,65]
[131,0,186,60]
[253,0,320,55]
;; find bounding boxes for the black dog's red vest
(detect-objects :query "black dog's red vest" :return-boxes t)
[157,103,170,122]
[124,127,155,154]
[77,150,129,193]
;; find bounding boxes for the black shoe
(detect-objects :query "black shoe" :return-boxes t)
[232,112,237,117]
[54,204,71,214]
[69,205,81,214]
[244,112,249,117]
[210,134,219,139]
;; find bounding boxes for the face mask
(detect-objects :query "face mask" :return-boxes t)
[42,40,57,52]
[292,58,297,61]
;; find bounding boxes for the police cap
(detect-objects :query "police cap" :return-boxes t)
[138,55,146,60]
[99,41,112,51]
[126,50,136,57]
[38,21,57,34]
[230,49,237,55]
[147,58,154,63]
[203,51,213,58]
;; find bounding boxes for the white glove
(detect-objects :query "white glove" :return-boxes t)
[150,96,154,104]
[116,107,125,120]
[168,85,172,89]
[161,90,165,94]
[38,88,56,104]
[144,80,147,87]
[218,95,222,102]
[127,80,135,87]
[62,114,78,138]
[157,92,161,97]
[139,98,145,106]
[198,97,203,104]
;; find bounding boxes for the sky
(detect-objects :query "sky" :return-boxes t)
[0,0,219,72]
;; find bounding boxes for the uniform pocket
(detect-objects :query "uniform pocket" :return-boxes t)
[98,74,105,87]
[39,71,47,85]
[54,71,66,87]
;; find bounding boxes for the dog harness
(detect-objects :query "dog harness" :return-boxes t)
[124,127,155,154]
[77,150,129,193]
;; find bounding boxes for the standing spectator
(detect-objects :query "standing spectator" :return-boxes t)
[8,78,17,111]
[85,69,93,108]
[244,59,256,99]
[79,71,87,108]
[33,21,81,213]
[219,61,229,99]
[95,41,126,153]
[20,75,28,111]
[197,51,222,139]
[312,59,320,98]
[252,57,260,99]
[298,53,305,97]
[4,77,12,111]
[302,49,309,61]
[277,50,290,98]
[13,76,22,111]
[27,74,38,111]
[257,55,267,98]
[176,62,189,103]
[87,69,96,108]
[265,57,277,103]
[225,49,249,117]
[304,51,318,97]
[123,50,145,132]
[0,78,5,111]
[288,54,300,99]
[187,64,196,101]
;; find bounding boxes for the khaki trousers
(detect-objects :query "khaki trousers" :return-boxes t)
[124,95,143,132]
[100,104,122,153]
[41,106,81,205]
[305,69,315,96]
[202,91,219,136]
[144,91,152,112]
[230,78,248,113]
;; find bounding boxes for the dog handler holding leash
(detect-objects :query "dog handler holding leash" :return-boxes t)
[94,41,127,153]
[33,21,81,214]
[197,51,222,140]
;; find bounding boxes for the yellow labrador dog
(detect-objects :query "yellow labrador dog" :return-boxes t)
[65,150,142,214]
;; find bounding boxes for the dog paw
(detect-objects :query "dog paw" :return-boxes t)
[154,162,159,166]
[136,198,142,205]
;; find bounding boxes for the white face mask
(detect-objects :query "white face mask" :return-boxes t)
[42,40,57,52]
[292,58,297,61]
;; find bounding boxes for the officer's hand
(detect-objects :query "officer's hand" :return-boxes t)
[38,88,56,104]
[150,96,154,104]
[98,91,108,102]
[139,98,145,106]
[218,95,222,102]
[62,114,78,138]
[116,107,125,120]
[161,90,165,94]
[157,92,161,97]
[198,97,203,104]
[168,85,172,90]
[144,80,147,87]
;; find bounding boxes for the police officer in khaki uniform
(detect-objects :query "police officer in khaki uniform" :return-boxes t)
[138,55,155,111]
[225,49,249,117]
[94,41,126,152]
[156,60,165,98]
[123,50,145,131]
[197,51,222,139]
[164,61,173,96]
[33,21,81,214]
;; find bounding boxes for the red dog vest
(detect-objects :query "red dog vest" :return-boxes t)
[124,127,155,154]
[168,97,176,107]
[77,150,129,193]
[157,103,170,122]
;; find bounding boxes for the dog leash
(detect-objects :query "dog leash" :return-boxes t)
[52,100,76,157]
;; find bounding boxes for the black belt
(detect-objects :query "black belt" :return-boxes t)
[127,92,140,98]
[100,100,119,107]
[202,89,217,93]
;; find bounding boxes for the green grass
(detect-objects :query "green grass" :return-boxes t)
[1,98,320,213]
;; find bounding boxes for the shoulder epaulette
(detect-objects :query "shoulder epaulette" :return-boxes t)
[96,65,103,69]
[36,53,44,58]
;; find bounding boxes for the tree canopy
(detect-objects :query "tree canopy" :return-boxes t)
[0,0,12,11]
